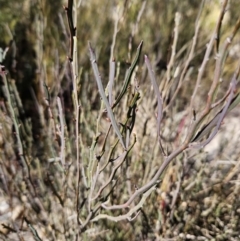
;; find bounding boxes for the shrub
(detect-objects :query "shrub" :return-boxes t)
[0,0,240,240]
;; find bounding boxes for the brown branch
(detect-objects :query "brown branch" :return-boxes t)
[101,143,188,210]
[64,0,76,61]
[215,0,229,52]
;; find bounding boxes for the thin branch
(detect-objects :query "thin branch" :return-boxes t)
[131,0,147,37]
[89,43,126,149]
[112,41,143,109]
[57,97,66,166]
[110,7,122,62]
[101,143,188,210]
[215,0,229,52]
[170,172,182,220]
[145,55,165,155]
[0,66,36,196]
[63,0,76,61]
[165,0,205,110]
[186,15,240,144]
[166,12,181,82]
[93,185,156,222]
[108,59,115,106]
[185,0,230,143]
[91,136,136,201]
[208,16,240,109]
[24,218,43,241]
[189,74,237,148]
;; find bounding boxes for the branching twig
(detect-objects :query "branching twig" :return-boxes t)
[101,143,188,210]
[94,185,156,221]
[145,55,165,156]
[165,0,205,110]
[186,0,230,143]
[190,70,238,147]
[91,136,136,201]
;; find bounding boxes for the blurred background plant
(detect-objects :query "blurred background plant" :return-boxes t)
[0,0,240,240]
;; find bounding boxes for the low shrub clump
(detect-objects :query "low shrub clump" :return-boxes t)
[0,0,240,240]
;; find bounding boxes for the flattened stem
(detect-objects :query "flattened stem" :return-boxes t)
[112,41,143,109]
[89,43,126,149]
